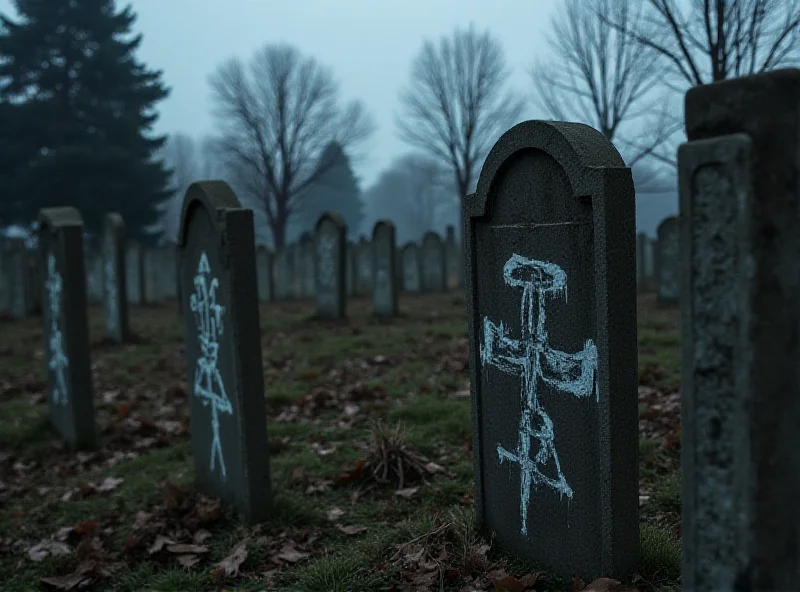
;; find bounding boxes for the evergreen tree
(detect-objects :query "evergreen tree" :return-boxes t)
[289,142,364,242]
[0,0,170,242]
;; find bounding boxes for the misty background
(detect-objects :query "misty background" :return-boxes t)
[1,0,796,248]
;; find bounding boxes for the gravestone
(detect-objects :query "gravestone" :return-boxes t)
[299,233,315,298]
[178,180,272,523]
[421,232,446,292]
[371,220,398,317]
[273,248,289,300]
[346,242,357,296]
[401,243,421,292]
[357,237,372,295]
[655,216,679,304]
[6,238,29,320]
[38,208,95,450]
[464,120,639,580]
[125,242,144,304]
[255,246,274,302]
[445,225,459,288]
[314,213,347,319]
[679,68,800,592]
[86,254,103,303]
[102,213,130,342]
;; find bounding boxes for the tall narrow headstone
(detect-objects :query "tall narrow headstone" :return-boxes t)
[178,180,272,524]
[6,238,29,320]
[679,68,800,591]
[421,232,446,293]
[464,121,639,580]
[125,242,144,304]
[86,254,103,304]
[255,246,274,302]
[314,213,347,319]
[356,236,372,295]
[102,213,130,342]
[371,220,398,317]
[38,208,95,450]
[445,224,459,288]
[655,216,679,304]
[346,242,358,297]
[401,243,421,293]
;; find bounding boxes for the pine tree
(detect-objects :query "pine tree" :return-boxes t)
[0,0,170,243]
[289,142,364,242]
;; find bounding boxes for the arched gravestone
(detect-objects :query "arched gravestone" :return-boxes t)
[401,243,421,293]
[314,212,347,319]
[38,208,95,450]
[679,68,800,592]
[103,213,130,342]
[464,121,639,580]
[255,245,274,302]
[177,181,272,524]
[655,216,679,304]
[421,232,446,292]
[371,220,398,317]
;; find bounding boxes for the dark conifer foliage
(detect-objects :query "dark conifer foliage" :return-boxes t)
[0,0,171,243]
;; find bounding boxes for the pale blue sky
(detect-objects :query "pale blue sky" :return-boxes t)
[0,0,558,186]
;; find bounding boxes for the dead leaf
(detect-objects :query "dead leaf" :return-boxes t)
[148,535,175,555]
[40,572,90,590]
[176,554,201,568]
[93,476,123,492]
[424,461,445,474]
[582,577,622,592]
[73,520,99,536]
[519,572,540,587]
[276,548,310,563]
[395,487,419,499]
[28,540,72,562]
[167,543,208,554]
[492,571,528,592]
[215,539,248,577]
[335,524,367,535]
[193,529,212,544]
[327,507,345,521]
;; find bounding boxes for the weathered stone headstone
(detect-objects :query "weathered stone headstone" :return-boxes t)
[314,213,347,319]
[255,246,274,302]
[346,242,357,296]
[125,242,144,304]
[464,120,639,579]
[371,220,398,317]
[636,233,655,292]
[102,213,130,342]
[421,232,446,293]
[679,68,800,592]
[6,238,29,320]
[445,224,459,288]
[401,243,421,293]
[178,180,271,523]
[86,254,103,304]
[655,216,679,304]
[38,208,95,450]
[356,236,372,295]
[273,248,290,300]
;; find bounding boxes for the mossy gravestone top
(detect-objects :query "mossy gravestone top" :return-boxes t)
[314,212,347,319]
[38,207,95,450]
[463,120,639,580]
[178,180,272,524]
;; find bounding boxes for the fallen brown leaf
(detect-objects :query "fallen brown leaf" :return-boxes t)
[214,539,248,577]
[582,577,622,592]
[147,535,175,555]
[28,540,72,562]
[395,487,419,499]
[167,543,208,554]
[176,554,201,568]
[335,524,367,535]
[327,507,345,521]
[40,572,89,590]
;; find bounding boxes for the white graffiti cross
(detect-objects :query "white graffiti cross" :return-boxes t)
[46,253,70,405]
[190,251,233,480]
[481,253,599,536]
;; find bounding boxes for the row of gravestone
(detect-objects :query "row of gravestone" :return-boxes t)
[638,217,681,304]
[20,68,799,588]
[255,226,464,304]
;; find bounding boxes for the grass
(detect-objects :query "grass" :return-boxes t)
[0,291,682,591]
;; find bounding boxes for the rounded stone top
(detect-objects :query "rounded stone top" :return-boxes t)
[178,181,243,247]
[315,211,346,233]
[372,219,395,241]
[38,207,84,230]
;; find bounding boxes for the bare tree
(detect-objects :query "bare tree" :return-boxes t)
[156,133,202,242]
[397,24,524,222]
[209,44,374,248]
[607,0,800,87]
[363,153,454,243]
[531,0,681,171]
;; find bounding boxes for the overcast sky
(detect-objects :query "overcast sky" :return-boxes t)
[0,0,558,186]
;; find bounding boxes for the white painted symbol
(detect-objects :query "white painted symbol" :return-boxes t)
[317,233,336,288]
[104,243,118,335]
[190,251,233,479]
[481,253,598,536]
[46,253,69,405]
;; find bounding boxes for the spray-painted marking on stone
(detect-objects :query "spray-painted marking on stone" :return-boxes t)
[105,246,118,334]
[317,234,336,288]
[481,253,598,536]
[46,253,69,405]
[190,251,233,479]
